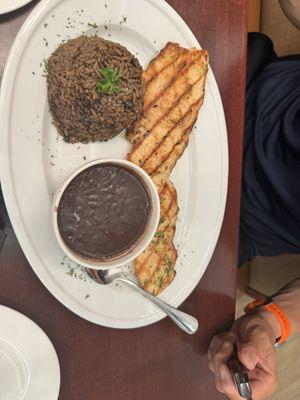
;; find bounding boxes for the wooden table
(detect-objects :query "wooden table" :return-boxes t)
[0,1,247,399]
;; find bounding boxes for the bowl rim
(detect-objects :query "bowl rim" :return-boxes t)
[52,158,160,270]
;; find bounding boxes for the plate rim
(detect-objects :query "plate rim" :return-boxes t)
[0,0,33,15]
[0,305,60,399]
[0,0,228,328]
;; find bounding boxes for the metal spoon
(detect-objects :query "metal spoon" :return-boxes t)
[86,267,198,335]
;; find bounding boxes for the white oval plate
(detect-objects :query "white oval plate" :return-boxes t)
[0,0,33,15]
[0,0,228,329]
[0,306,60,399]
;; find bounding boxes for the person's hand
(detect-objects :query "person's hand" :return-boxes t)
[208,311,278,399]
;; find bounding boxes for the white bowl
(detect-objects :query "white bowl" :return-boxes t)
[52,159,160,270]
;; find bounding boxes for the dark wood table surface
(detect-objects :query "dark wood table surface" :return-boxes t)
[0,1,247,399]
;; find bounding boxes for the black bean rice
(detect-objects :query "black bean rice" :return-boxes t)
[47,36,145,143]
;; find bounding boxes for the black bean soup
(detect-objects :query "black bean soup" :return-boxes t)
[57,163,150,260]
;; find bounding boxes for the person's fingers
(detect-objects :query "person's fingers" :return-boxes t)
[238,343,259,370]
[208,333,236,374]
[215,366,277,400]
[237,323,275,370]
[208,333,241,399]
[211,315,279,400]
[234,316,275,370]
[215,363,277,400]
[249,371,278,399]
[208,332,236,361]
[214,364,241,400]
[208,335,223,361]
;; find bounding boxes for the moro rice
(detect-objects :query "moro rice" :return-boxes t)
[47,36,145,143]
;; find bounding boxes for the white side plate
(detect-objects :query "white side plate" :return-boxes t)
[0,0,33,15]
[0,0,228,329]
[0,306,60,399]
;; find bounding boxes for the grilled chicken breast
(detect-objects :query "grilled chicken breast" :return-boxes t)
[134,178,178,295]
[128,42,209,295]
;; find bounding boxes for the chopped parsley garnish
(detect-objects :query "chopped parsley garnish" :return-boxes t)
[88,22,98,28]
[164,266,171,274]
[159,217,165,224]
[157,276,164,289]
[97,67,121,95]
[67,267,74,277]
[42,57,49,73]
[154,231,164,238]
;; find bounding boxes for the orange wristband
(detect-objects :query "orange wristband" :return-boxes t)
[245,299,292,347]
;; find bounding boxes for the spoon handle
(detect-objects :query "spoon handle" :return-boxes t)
[118,278,198,335]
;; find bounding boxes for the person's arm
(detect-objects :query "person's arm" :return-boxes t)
[263,278,300,337]
[279,0,300,30]
[208,278,300,400]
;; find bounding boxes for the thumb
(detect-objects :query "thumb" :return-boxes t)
[238,343,259,370]
[238,325,274,370]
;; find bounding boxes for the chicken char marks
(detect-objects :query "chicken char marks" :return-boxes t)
[127,42,209,295]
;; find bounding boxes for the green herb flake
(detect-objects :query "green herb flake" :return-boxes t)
[163,254,173,271]
[67,268,74,277]
[42,57,49,73]
[159,217,165,225]
[157,276,164,289]
[143,279,149,286]
[88,22,98,28]
[97,67,121,95]
[154,231,164,238]
[163,267,169,274]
